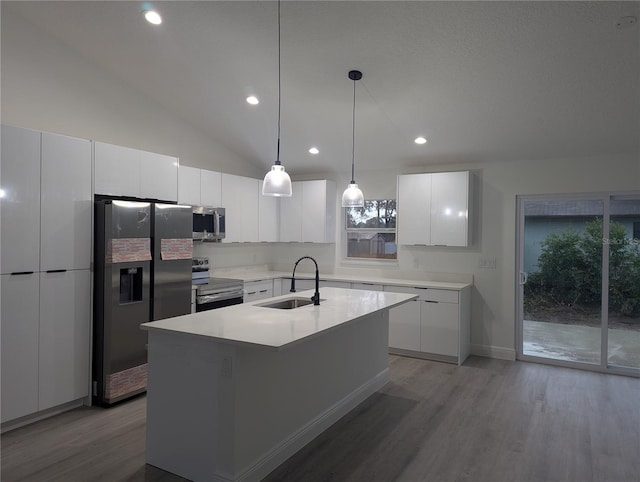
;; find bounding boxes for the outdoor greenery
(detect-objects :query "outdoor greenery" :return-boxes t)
[346,200,396,229]
[525,219,640,319]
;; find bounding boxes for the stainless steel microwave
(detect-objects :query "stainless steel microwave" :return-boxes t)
[192,206,225,242]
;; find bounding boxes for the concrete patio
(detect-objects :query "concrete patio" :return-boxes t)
[524,320,640,369]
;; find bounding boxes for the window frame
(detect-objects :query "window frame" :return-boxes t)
[343,199,398,262]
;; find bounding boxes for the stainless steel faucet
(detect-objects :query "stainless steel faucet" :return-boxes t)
[290,256,320,305]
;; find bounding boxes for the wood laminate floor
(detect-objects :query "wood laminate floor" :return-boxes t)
[2,356,639,482]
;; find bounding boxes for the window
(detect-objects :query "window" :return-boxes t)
[345,200,397,260]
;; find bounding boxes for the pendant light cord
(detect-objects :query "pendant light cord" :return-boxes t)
[276,0,282,166]
[351,76,356,183]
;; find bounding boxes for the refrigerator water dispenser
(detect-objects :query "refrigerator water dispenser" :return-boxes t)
[120,267,144,304]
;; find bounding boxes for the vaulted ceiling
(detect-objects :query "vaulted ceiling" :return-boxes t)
[4,1,639,175]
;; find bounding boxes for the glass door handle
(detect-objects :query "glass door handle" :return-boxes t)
[519,271,528,285]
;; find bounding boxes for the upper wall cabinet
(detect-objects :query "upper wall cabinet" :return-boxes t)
[40,132,92,271]
[201,169,222,207]
[279,180,337,243]
[94,141,178,202]
[140,150,178,202]
[397,173,431,246]
[1,125,42,274]
[279,182,304,242]
[1,126,92,273]
[220,174,259,243]
[301,180,337,243]
[177,165,200,206]
[177,166,222,207]
[397,171,470,247]
[430,171,470,246]
[258,181,280,242]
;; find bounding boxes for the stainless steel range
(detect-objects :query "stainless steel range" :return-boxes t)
[194,277,245,311]
[191,258,244,311]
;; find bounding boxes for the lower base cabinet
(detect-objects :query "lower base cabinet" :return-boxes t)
[1,270,90,424]
[385,285,471,365]
[39,270,91,411]
[388,299,421,352]
[243,279,273,303]
[1,273,40,422]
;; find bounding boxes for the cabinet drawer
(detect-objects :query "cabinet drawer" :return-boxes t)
[351,282,383,291]
[424,289,458,303]
[384,285,458,303]
[244,279,273,297]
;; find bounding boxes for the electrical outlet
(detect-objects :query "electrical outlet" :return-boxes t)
[479,257,497,269]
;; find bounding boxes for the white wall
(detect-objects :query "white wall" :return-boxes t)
[0,7,261,178]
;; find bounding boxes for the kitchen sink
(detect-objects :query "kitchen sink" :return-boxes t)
[258,297,322,309]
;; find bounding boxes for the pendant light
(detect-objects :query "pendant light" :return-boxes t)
[262,0,292,197]
[341,70,365,208]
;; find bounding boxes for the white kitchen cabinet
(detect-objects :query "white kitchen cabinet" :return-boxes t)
[178,165,201,206]
[281,278,350,294]
[351,282,383,291]
[279,182,303,242]
[200,169,222,207]
[258,181,280,242]
[389,300,421,352]
[397,173,431,246]
[38,270,91,411]
[279,180,336,243]
[140,150,178,202]
[301,180,337,243]
[384,285,422,352]
[94,141,140,197]
[321,281,351,289]
[384,285,470,365]
[178,167,222,207]
[282,277,311,293]
[244,279,273,303]
[40,133,92,271]
[397,171,470,247]
[94,141,178,201]
[1,125,41,274]
[1,273,40,423]
[430,171,469,246]
[1,126,94,425]
[221,174,259,242]
[420,295,460,357]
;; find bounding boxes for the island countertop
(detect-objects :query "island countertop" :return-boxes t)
[141,287,416,350]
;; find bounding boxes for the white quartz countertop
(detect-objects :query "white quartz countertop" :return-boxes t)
[211,267,472,291]
[141,287,416,350]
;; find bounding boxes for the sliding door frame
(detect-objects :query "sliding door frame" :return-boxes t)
[515,191,639,377]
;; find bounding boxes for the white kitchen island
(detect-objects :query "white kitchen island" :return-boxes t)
[141,287,416,482]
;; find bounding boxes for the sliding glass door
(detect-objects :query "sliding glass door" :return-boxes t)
[607,198,640,370]
[517,194,640,375]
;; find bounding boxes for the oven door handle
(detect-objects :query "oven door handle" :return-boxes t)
[197,289,244,304]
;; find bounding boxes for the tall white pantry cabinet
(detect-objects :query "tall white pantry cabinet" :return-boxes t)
[1,125,92,424]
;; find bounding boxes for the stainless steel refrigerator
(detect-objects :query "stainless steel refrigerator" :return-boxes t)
[93,199,192,405]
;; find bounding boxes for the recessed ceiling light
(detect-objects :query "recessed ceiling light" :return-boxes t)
[144,10,162,25]
[414,136,428,145]
[308,147,319,155]
[246,96,259,105]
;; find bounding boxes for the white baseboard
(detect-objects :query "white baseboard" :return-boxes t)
[237,368,390,482]
[471,344,516,361]
[1,399,84,434]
